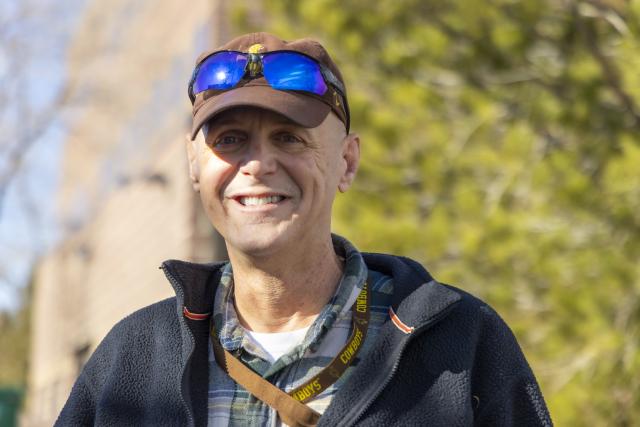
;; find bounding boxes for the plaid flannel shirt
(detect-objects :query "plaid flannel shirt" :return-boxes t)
[208,235,394,426]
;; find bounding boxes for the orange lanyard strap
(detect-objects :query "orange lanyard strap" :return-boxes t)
[210,333,321,426]
[210,281,371,408]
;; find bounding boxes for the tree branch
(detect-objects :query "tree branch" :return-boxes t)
[580,5,640,130]
[0,82,72,217]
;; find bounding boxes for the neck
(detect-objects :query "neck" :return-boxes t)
[227,236,343,333]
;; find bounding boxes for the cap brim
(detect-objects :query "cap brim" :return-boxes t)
[190,85,332,140]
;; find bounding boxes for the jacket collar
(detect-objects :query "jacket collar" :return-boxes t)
[161,251,461,332]
[160,259,225,319]
[362,253,461,331]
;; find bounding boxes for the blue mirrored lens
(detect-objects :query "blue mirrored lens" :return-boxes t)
[193,52,247,94]
[262,52,327,95]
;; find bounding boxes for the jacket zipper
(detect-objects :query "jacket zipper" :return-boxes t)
[343,302,460,427]
[160,265,197,427]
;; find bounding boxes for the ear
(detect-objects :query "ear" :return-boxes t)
[338,133,360,193]
[185,133,201,192]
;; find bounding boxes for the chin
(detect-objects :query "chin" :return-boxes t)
[225,226,295,258]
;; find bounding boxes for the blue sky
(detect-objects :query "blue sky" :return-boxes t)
[0,0,86,312]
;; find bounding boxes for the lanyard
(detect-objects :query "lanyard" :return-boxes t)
[288,281,370,402]
[210,280,371,412]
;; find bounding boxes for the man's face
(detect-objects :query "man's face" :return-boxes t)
[186,107,359,258]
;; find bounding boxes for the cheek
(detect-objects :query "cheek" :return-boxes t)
[295,154,324,187]
[198,155,236,211]
[312,151,343,186]
[302,152,343,202]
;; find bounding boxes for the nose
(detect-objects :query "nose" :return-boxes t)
[238,140,277,178]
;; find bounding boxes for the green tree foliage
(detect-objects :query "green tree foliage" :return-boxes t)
[233,0,640,424]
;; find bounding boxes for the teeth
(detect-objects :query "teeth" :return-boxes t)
[239,196,285,206]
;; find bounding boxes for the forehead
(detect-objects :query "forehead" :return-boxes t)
[206,107,304,130]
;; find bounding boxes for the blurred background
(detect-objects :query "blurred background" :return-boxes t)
[0,0,638,425]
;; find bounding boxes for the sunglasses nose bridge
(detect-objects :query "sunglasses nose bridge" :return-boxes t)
[247,53,263,78]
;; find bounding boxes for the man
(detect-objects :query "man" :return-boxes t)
[57,32,552,426]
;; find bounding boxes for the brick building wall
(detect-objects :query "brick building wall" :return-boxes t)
[23,136,226,426]
[21,0,237,423]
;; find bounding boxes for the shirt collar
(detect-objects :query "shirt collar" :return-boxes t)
[212,234,368,361]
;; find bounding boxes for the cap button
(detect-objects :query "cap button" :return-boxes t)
[248,43,265,54]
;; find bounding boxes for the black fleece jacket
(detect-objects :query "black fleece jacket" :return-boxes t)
[56,253,552,426]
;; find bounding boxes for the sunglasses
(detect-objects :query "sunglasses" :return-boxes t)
[188,50,349,127]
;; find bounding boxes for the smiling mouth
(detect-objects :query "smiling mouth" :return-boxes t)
[236,195,287,206]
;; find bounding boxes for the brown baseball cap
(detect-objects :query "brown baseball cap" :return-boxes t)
[189,32,349,140]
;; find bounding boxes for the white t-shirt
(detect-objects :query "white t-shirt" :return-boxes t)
[244,326,311,363]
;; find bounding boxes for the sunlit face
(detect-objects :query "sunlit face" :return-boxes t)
[186,107,359,259]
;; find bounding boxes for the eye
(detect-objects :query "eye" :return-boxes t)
[210,131,247,151]
[273,132,304,145]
